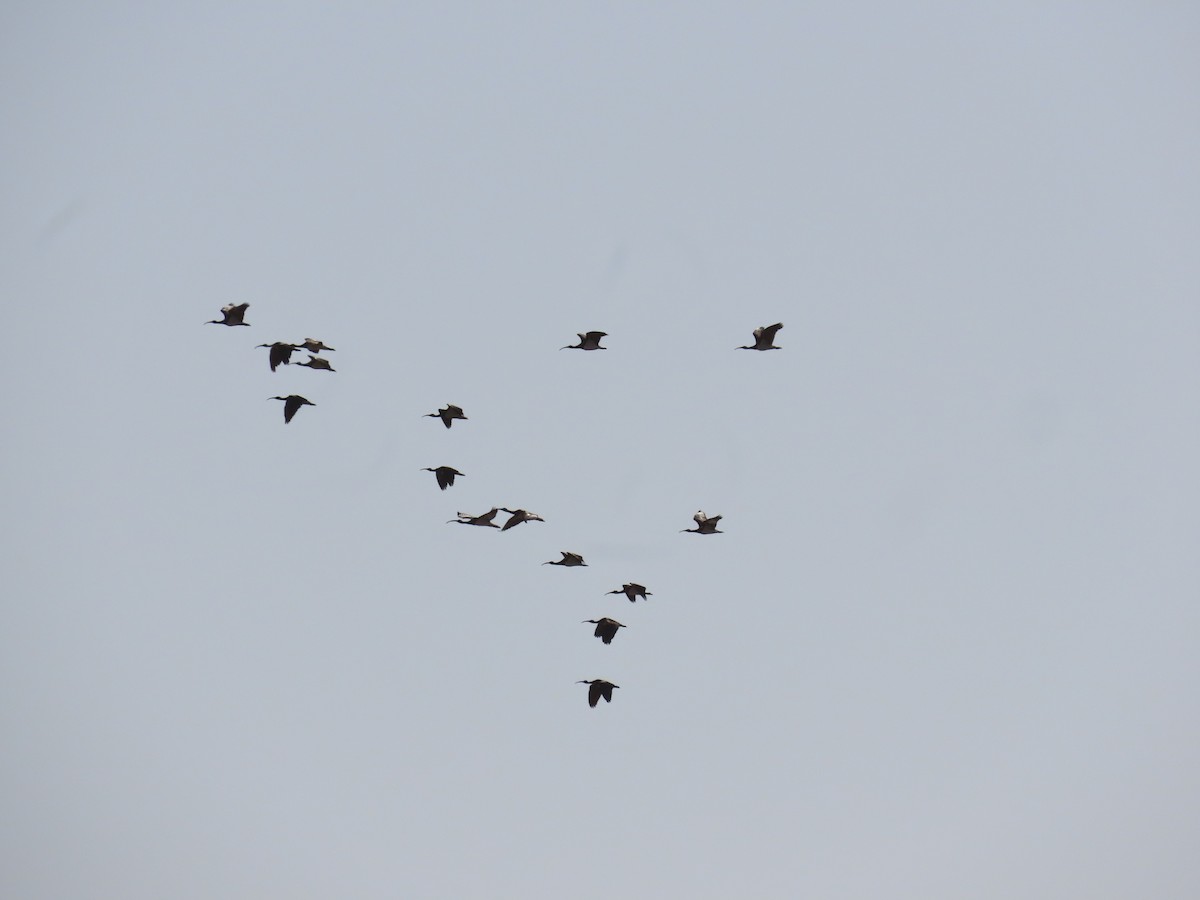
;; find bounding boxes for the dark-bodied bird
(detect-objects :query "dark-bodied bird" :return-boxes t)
[577,679,619,707]
[682,510,723,534]
[257,342,300,371]
[206,303,250,326]
[561,331,608,351]
[499,508,546,531]
[296,338,335,353]
[425,404,467,429]
[583,618,626,645]
[270,395,315,423]
[607,583,652,602]
[544,551,587,567]
[295,355,335,372]
[448,508,501,528]
[738,322,783,351]
[422,466,464,491]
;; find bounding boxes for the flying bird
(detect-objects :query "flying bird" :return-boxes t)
[577,679,620,707]
[257,342,300,371]
[270,395,315,423]
[561,331,608,351]
[544,551,587,567]
[682,510,723,534]
[499,508,545,531]
[206,303,250,326]
[583,618,626,645]
[738,322,783,351]
[296,355,335,372]
[296,338,335,353]
[448,508,501,528]
[607,583,651,602]
[422,466,464,491]
[425,404,468,429]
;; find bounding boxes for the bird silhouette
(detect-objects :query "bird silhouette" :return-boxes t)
[576,679,620,707]
[682,510,723,534]
[296,338,335,353]
[270,395,315,423]
[607,583,651,602]
[448,508,501,528]
[544,551,587,567]
[498,508,546,531]
[583,618,626,645]
[561,331,608,351]
[257,342,300,371]
[206,303,250,326]
[296,355,335,372]
[422,466,464,491]
[425,404,467,429]
[738,322,783,351]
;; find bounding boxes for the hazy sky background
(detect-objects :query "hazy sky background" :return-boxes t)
[3,3,1198,898]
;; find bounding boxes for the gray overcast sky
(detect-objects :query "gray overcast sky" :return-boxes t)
[3,3,1198,898]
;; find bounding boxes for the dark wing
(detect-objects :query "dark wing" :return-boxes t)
[268,344,289,371]
[283,397,299,423]
[588,683,602,707]
[599,683,614,703]
[586,331,607,340]
[761,322,783,342]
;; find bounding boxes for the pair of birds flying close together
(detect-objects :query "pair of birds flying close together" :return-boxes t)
[448,507,546,530]
[258,340,336,372]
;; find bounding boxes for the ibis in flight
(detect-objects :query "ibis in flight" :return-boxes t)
[422,466,464,491]
[583,618,626,645]
[499,508,545,531]
[448,508,501,528]
[270,395,315,423]
[607,583,651,602]
[577,679,620,707]
[544,551,587,567]
[295,355,334,372]
[425,404,468,429]
[206,303,250,327]
[561,331,608,351]
[738,322,783,351]
[296,338,335,353]
[682,510,723,534]
[257,342,300,371]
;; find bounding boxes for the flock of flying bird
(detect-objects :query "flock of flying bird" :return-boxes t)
[207,303,783,708]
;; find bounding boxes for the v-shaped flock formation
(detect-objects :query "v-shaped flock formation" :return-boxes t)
[210,309,782,707]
